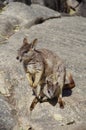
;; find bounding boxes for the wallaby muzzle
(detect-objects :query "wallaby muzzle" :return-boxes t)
[16,56,22,62]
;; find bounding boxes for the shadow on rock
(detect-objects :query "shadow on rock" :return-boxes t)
[63,88,72,97]
[47,97,58,106]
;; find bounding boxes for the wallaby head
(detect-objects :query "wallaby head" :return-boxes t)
[43,80,58,99]
[16,37,38,62]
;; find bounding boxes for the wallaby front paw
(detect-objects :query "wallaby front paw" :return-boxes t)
[33,83,37,88]
[29,81,33,87]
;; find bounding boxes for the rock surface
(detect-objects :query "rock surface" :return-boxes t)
[31,0,86,16]
[0,2,60,43]
[78,0,86,17]
[0,94,16,130]
[0,2,86,130]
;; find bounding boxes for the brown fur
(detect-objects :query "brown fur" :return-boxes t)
[43,72,75,108]
[64,72,75,89]
[17,38,75,111]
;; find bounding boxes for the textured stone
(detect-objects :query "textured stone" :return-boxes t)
[0,95,16,130]
[0,2,86,130]
[0,2,60,43]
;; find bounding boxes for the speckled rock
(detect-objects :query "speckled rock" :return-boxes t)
[0,2,86,130]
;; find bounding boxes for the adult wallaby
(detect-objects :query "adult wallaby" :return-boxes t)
[16,38,44,95]
[16,37,75,111]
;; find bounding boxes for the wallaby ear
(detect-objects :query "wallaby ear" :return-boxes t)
[23,37,29,46]
[46,80,52,86]
[46,80,49,84]
[55,82,58,86]
[31,38,38,48]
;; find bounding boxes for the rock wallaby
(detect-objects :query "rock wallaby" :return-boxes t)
[16,37,75,111]
[17,37,44,91]
[43,71,75,107]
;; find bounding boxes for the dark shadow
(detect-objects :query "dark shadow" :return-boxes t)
[63,88,72,97]
[47,97,58,106]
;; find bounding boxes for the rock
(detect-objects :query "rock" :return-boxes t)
[0,70,10,96]
[31,0,86,17]
[1,0,86,17]
[0,15,19,44]
[31,0,44,5]
[31,0,70,12]
[0,0,5,9]
[0,94,16,130]
[66,0,86,17]
[0,2,86,130]
[0,2,60,43]
[53,114,63,121]
[77,0,86,17]
[2,0,70,13]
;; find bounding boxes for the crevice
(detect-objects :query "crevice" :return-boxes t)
[34,16,61,25]
[24,16,61,30]
[33,13,77,26]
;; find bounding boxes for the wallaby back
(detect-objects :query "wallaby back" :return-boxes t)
[37,49,65,77]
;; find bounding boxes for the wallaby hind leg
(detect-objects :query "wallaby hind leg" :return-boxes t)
[30,97,39,111]
[58,84,65,109]
[64,72,75,90]
[30,94,46,112]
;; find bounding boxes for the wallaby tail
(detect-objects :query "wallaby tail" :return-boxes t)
[64,72,75,90]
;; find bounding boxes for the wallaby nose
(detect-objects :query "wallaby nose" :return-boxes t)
[20,59,22,62]
[16,56,19,60]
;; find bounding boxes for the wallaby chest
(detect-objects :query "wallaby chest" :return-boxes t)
[23,51,44,74]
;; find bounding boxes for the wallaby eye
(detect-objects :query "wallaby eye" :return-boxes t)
[23,50,28,53]
[16,56,19,60]
[48,90,50,94]
[20,59,22,62]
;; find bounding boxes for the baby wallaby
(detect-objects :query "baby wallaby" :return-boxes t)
[30,71,75,110]
[43,71,75,108]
